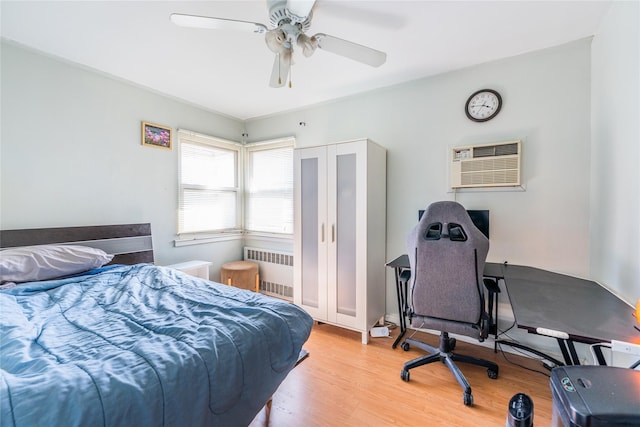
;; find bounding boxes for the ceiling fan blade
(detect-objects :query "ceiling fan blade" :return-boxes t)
[170,13,266,34]
[315,33,386,67]
[285,0,316,22]
[269,53,290,88]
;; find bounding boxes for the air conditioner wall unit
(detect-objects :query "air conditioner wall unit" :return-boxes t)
[450,140,521,189]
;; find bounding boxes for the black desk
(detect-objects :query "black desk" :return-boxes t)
[386,256,640,365]
[499,264,640,365]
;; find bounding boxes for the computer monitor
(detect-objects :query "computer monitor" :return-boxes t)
[418,209,489,239]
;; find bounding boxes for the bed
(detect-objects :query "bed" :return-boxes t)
[0,223,313,427]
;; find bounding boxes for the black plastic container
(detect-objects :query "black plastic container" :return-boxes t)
[506,393,534,427]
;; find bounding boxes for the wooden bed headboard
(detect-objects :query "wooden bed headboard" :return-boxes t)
[0,223,154,265]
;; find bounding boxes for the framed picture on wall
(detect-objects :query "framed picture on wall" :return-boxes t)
[141,121,172,149]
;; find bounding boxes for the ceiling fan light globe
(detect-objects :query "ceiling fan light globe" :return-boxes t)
[297,34,318,57]
[265,29,287,53]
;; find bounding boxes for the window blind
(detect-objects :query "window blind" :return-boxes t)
[178,131,241,234]
[245,140,294,234]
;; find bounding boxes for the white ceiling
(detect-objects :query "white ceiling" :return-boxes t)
[1,1,612,120]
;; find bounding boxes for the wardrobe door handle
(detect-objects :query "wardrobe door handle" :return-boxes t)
[321,223,325,243]
[332,224,335,243]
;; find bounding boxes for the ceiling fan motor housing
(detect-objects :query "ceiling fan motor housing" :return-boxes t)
[267,0,312,30]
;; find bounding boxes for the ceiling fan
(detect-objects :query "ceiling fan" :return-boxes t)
[170,0,387,88]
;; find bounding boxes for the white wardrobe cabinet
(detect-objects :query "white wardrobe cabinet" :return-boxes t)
[293,139,386,344]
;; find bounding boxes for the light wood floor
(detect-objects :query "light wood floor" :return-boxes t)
[251,323,554,426]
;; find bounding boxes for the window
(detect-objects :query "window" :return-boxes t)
[177,130,294,243]
[178,130,242,237]
[245,138,294,235]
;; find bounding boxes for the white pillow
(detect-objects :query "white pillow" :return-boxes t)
[0,244,113,284]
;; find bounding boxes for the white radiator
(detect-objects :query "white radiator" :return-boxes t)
[244,247,294,301]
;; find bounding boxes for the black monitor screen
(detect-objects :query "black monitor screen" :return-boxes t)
[418,209,489,239]
[466,210,490,239]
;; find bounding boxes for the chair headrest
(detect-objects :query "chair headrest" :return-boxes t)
[423,222,467,241]
[417,201,486,244]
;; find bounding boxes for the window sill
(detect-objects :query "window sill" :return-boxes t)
[244,231,293,242]
[174,232,243,247]
[174,231,293,247]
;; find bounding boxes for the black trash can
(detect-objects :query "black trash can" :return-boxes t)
[550,365,640,427]
[506,393,534,427]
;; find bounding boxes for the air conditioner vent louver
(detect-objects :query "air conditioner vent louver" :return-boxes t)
[451,141,521,189]
[494,143,519,156]
[473,146,497,158]
[472,142,519,158]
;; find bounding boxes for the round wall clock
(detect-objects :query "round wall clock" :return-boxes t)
[465,89,502,122]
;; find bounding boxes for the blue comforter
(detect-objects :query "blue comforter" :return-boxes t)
[0,264,313,427]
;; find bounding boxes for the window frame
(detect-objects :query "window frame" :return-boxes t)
[176,129,243,245]
[243,136,295,239]
[175,130,294,246]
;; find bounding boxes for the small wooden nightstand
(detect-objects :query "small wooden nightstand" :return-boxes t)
[167,260,212,280]
[220,261,259,292]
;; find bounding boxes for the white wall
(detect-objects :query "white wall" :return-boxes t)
[247,39,594,330]
[3,14,636,360]
[590,1,640,305]
[0,41,245,275]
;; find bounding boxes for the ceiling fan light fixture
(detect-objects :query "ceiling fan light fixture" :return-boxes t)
[264,28,292,54]
[297,33,318,57]
[265,29,287,53]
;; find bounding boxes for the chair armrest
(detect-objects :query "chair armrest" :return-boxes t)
[483,277,499,293]
[399,269,411,283]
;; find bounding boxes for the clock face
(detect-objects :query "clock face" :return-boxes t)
[465,89,502,122]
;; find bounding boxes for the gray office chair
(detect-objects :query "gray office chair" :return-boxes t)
[400,201,498,406]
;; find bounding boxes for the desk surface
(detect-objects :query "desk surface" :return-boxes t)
[499,264,640,346]
[386,256,640,346]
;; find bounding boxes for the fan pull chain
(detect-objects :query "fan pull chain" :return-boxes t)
[288,61,292,88]
[277,53,282,85]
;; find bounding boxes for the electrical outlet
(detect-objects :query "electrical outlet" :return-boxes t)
[611,340,640,356]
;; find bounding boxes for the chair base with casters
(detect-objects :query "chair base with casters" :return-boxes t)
[400,332,499,406]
